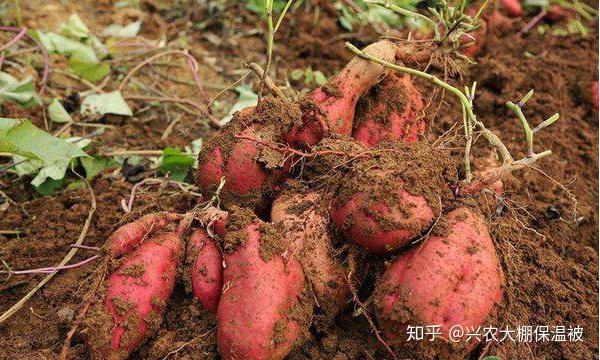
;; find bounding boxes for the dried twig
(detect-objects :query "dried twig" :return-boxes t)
[247,62,287,99]
[1,255,99,276]
[0,176,96,325]
[0,26,50,95]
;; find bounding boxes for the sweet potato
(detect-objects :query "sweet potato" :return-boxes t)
[352,73,425,147]
[217,211,306,360]
[546,4,571,22]
[187,229,223,314]
[271,188,350,323]
[460,6,488,59]
[330,173,435,254]
[285,40,396,147]
[325,141,453,254]
[196,99,301,210]
[500,0,523,17]
[103,212,181,258]
[374,207,503,349]
[460,19,487,59]
[87,232,182,360]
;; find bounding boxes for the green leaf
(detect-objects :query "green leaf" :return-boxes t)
[304,67,314,85]
[68,55,110,83]
[247,0,286,18]
[290,69,304,81]
[48,98,72,123]
[35,177,66,195]
[80,91,133,116]
[0,119,89,187]
[103,20,142,38]
[60,14,91,39]
[80,156,119,179]
[220,85,258,125]
[158,147,195,182]
[0,72,41,108]
[43,32,98,62]
[67,180,86,190]
[314,70,327,85]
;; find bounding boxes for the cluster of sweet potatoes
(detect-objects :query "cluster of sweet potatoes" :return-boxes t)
[85,40,504,360]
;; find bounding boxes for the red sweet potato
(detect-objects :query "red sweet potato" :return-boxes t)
[187,228,223,314]
[331,170,435,254]
[103,212,181,258]
[375,207,503,347]
[196,100,301,210]
[460,7,488,59]
[500,0,523,17]
[271,189,351,321]
[546,4,571,22]
[460,19,487,59]
[217,214,306,360]
[352,73,425,147]
[285,40,396,147]
[87,232,182,360]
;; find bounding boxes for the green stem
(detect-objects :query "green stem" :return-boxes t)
[506,101,534,155]
[274,0,295,33]
[345,42,514,170]
[366,0,441,40]
[259,0,275,100]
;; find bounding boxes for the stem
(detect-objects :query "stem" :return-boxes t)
[0,26,50,95]
[460,150,552,195]
[506,101,534,155]
[0,176,96,324]
[247,62,287,99]
[0,27,26,52]
[102,149,164,157]
[118,49,211,109]
[274,0,295,33]
[366,0,440,40]
[345,42,514,166]
[259,0,275,100]
[1,255,100,275]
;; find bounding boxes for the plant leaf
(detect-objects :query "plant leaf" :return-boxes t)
[158,147,195,182]
[48,98,72,123]
[103,20,143,38]
[0,119,89,186]
[80,156,119,179]
[68,55,110,82]
[220,85,258,126]
[60,14,91,39]
[0,72,41,108]
[80,91,133,116]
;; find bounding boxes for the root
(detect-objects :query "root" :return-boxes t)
[59,265,107,360]
[345,249,397,360]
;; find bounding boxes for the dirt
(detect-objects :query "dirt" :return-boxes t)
[0,1,598,360]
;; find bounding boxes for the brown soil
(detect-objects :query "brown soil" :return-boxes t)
[0,1,598,360]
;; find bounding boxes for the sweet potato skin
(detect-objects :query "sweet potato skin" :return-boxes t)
[500,0,523,17]
[330,177,435,254]
[217,221,305,360]
[375,207,503,345]
[103,212,181,258]
[353,73,425,147]
[88,232,182,360]
[187,229,223,314]
[286,40,396,147]
[196,102,297,210]
[271,190,350,321]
